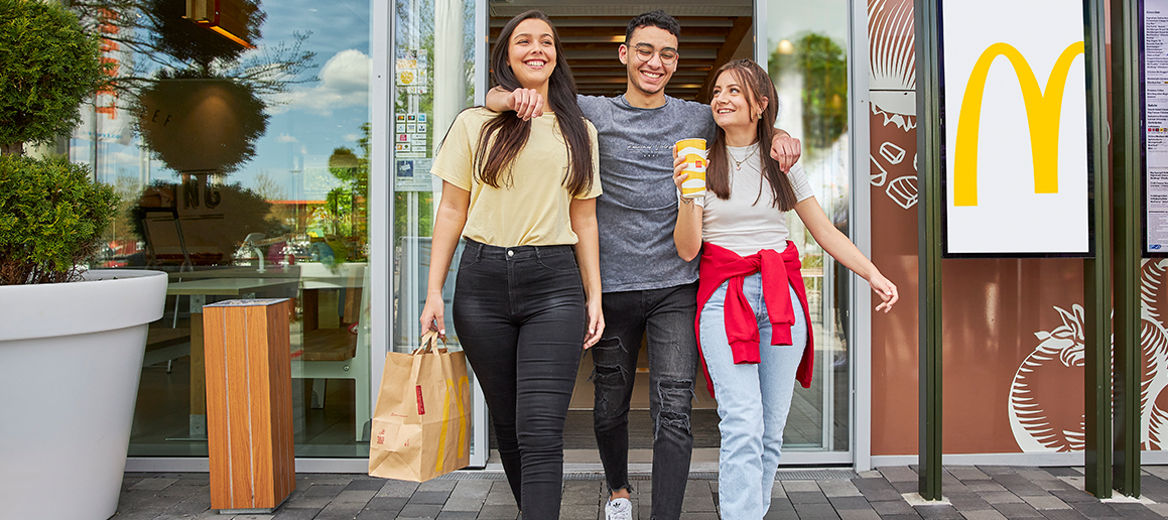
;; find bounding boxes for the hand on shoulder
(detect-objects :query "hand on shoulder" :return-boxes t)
[509,88,545,120]
[769,132,802,173]
[485,86,545,120]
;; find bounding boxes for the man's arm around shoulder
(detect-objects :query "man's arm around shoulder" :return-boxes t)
[485,86,544,120]
[770,129,801,172]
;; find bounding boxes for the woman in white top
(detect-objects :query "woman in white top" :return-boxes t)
[672,58,898,519]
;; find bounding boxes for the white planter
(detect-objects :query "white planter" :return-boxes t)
[0,269,167,520]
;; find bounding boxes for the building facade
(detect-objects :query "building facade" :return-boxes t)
[66,0,1151,473]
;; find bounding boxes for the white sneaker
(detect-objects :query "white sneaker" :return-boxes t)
[605,497,632,520]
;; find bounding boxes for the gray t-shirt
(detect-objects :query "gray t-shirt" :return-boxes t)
[577,94,716,292]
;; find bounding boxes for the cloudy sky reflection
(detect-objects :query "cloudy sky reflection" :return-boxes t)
[79,0,372,202]
[245,0,371,201]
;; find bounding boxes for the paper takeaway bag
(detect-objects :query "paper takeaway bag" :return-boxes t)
[368,332,471,481]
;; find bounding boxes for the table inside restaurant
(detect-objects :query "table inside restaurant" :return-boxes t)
[166,277,299,438]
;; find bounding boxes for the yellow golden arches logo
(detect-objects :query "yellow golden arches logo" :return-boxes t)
[953,41,1084,206]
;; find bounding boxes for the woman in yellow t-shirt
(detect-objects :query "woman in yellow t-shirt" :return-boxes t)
[418,10,603,518]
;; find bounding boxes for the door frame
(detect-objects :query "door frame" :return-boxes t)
[847,0,873,473]
[375,0,492,469]
[753,0,870,469]
[373,0,873,472]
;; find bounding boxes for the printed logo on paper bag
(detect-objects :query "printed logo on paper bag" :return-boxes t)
[415,385,425,415]
[432,373,471,472]
[434,376,471,474]
[953,41,1084,207]
[376,428,385,446]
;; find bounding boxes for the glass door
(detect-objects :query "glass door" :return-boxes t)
[390,0,490,466]
[467,0,860,462]
[386,0,861,467]
[760,0,857,459]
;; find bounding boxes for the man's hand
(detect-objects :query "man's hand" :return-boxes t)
[508,88,545,120]
[770,132,802,173]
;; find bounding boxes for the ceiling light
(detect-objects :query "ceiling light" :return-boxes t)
[185,0,255,49]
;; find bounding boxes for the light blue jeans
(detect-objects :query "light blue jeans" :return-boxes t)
[699,273,807,519]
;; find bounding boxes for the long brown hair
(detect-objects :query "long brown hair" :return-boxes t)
[474,10,593,196]
[706,59,798,211]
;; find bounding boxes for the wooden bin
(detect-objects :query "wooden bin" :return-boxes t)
[203,298,295,513]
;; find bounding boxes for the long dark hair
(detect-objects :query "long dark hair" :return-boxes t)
[475,10,593,196]
[707,59,798,211]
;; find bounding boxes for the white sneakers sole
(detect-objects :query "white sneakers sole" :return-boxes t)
[605,497,633,520]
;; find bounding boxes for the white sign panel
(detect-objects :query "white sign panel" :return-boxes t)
[942,0,1090,256]
[1146,0,1168,254]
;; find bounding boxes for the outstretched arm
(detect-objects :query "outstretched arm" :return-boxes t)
[794,197,899,312]
[485,86,545,120]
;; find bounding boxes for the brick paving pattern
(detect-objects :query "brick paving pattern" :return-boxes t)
[110,466,1168,519]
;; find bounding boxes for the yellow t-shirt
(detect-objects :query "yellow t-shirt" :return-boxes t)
[431,108,602,247]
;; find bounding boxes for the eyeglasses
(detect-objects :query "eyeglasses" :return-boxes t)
[632,44,678,65]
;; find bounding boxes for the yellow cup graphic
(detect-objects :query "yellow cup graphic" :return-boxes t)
[676,138,707,199]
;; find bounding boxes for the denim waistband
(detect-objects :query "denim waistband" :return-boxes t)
[462,238,574,260]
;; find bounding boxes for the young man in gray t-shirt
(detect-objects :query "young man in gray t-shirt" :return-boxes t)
[487,11,801,520]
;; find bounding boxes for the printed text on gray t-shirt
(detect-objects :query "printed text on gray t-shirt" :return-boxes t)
[577,94,716,293]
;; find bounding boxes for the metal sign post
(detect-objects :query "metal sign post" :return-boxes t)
[915,0,1115,500]
[1084,0,1113,499]
[914,0,943,501]
[1114,0,1142,497]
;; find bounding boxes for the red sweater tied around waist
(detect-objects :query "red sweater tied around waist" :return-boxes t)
[695,241,815,398]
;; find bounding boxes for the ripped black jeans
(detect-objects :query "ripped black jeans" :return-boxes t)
[591,282,698,520]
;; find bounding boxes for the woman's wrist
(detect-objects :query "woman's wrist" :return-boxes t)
[679,196,703,209]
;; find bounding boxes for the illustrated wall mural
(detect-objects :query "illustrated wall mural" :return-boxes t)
[1009,260,1168,453]
[868,0,917,211]
[868,0,923,456]
[865,0,1168,456]
[1008,304,1088,452]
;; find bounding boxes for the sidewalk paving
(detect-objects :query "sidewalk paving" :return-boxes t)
[111,465,1168,519]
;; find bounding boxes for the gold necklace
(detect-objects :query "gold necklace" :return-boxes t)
[728,143,759,170]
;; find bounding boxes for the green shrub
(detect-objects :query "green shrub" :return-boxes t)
[0,155,117,284]
[0,0,107,152]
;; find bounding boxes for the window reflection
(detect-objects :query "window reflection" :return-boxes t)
[392,0,476,350]
[768,0,851,452]
[72,0,374,457]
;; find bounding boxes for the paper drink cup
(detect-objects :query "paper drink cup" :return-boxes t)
[676,138,707,199]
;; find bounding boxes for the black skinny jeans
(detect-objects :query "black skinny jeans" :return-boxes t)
[452,239,586,519]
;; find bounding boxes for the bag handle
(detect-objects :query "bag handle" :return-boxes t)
[404,331,442,403]
[413,330,443,355]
